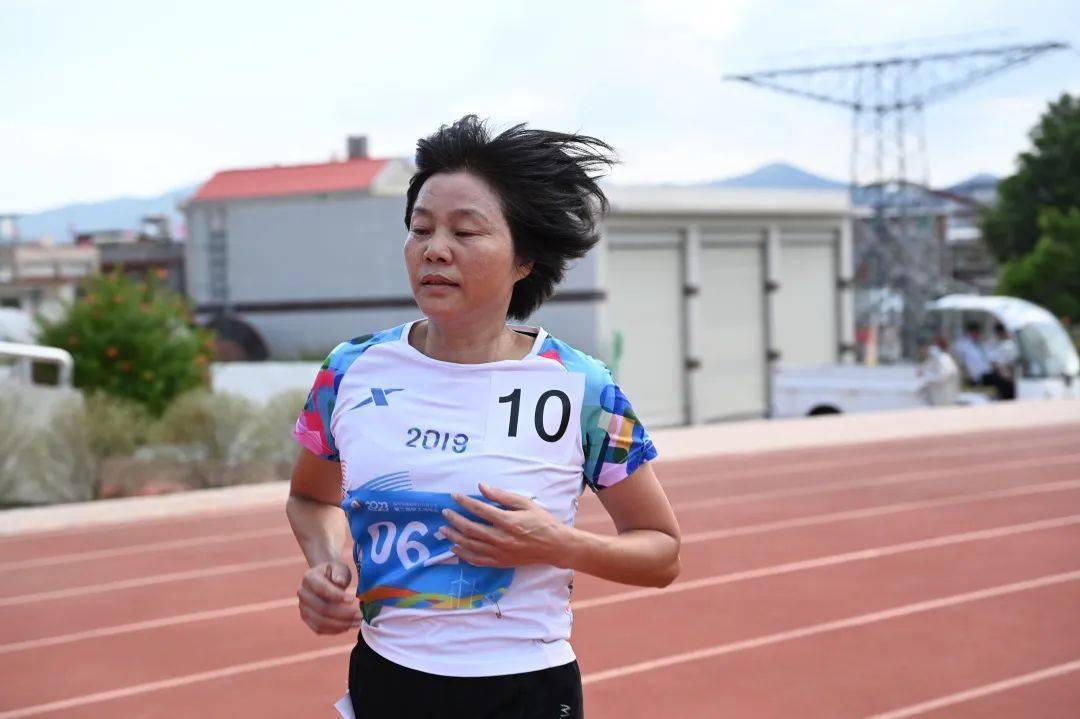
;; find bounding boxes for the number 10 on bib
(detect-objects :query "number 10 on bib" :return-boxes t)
[484,371,585,464]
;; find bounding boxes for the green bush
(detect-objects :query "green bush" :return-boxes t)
[0,383,308,504]
[145,387,303,487]
[82,389,155,458]
[148,388,259,463]
[34,268,216,417]
[0,388,97,507]
[0,389,32,504]
[249,389,309,464]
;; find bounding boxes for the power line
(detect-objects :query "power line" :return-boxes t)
[725,40,1069,359]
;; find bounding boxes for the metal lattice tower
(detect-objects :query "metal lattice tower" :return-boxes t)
[725,41,1068,359]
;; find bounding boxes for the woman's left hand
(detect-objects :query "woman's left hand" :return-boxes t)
[439,483,571,568]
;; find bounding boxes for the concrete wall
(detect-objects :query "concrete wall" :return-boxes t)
[185,193,604,360]
[185,193,409,306]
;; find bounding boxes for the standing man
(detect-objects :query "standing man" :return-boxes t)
[917,337,961,406]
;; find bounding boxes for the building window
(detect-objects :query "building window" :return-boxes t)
[209,206,227,234]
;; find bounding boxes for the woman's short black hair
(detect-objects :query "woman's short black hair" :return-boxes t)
[405,114,617,320]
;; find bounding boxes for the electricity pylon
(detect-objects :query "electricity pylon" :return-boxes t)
[725,41,1068,359]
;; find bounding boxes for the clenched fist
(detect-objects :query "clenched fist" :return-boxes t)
[297,560,362,635]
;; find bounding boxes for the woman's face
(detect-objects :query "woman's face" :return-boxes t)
[405,171,531,323]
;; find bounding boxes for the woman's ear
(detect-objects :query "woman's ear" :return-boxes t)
[515,259,534,282]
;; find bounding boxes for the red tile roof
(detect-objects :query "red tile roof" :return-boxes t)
[192,158,391,201]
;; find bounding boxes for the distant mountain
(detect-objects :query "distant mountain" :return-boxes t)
[14,184,199,242]
[946,173,999,193]
[709,162,846,190]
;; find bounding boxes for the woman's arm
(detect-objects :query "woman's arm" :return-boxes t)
[286,449,361,634]
[286,449,350,566]
[562,461,681,587]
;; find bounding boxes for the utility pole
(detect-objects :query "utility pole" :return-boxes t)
[726,41,1068,359]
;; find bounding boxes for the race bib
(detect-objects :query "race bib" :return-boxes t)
[484,370,585,463]
[342,488,516,617]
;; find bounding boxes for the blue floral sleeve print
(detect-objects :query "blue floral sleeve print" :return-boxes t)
[537,336,658,492]
[291,326,404,461]
[292,340,352,461]
[580,365,658,491]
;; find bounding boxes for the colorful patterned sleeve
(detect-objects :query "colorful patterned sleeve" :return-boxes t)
[292,341,349,462]
[580,364,659,492]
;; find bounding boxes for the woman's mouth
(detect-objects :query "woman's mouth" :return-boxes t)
[421,275,460,287]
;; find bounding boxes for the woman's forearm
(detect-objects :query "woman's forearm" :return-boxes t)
[285,493,349,568]
[556,525,680,588]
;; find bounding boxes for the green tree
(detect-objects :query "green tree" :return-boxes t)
[982,93,1080,262]
[35,268,216,416]
[997,207,1080,321]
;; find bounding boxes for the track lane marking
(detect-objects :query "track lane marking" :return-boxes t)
[579,569,1080,685]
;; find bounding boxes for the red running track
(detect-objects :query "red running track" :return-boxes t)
[1,423,1078,718]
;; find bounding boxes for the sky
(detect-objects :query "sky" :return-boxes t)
[3,0,1080,213]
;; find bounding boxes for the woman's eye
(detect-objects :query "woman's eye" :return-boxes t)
[455,231,477,238]
[411,228,432,236]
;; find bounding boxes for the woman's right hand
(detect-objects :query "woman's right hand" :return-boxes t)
[297,560,362,635]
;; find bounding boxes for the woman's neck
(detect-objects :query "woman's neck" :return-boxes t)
[410,317,534,364]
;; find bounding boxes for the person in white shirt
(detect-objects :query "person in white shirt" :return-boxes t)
[286,115,681,719]
[952,323,992,384]
[917,337,960,406]
[952,322,1013,400]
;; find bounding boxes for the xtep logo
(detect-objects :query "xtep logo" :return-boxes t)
[349,388,404,410]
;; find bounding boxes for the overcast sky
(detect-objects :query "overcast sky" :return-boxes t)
[3,0,1079,213]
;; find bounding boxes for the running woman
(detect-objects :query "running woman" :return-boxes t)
[287,115,682,718]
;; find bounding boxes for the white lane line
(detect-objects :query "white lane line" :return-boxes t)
[655,434,1080,490]
[572,512,1080,610]
[5,568,1078,717]
[0,598,297,655]
[579,452,1080,529]
[6,511,1078,655]
[865,658,1080,718]
[0,499,288,543]
[0,644,352,719]
[0,527,287,572]
[3,477,1078,609]
[580,569,1080,686]
[5,444,1078,573]
[2,429,1073,548]
[677,478,1080,544]
[0,557,299,608]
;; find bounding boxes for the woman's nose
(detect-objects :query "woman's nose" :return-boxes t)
[422,230,453,263]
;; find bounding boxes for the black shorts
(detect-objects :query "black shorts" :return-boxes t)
[348,631,584,718]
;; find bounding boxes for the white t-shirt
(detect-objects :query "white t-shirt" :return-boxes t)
[292,318,658,677]
[986,338,1018,367]
[917,346,960,406]
[952,335,992,382]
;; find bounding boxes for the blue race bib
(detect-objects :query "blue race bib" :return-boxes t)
[342,488,515,616]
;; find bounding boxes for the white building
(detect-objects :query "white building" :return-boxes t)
[182,136,605,361]
[600,186,854,426]
[0,236,99,322]
[185,141,852,425]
